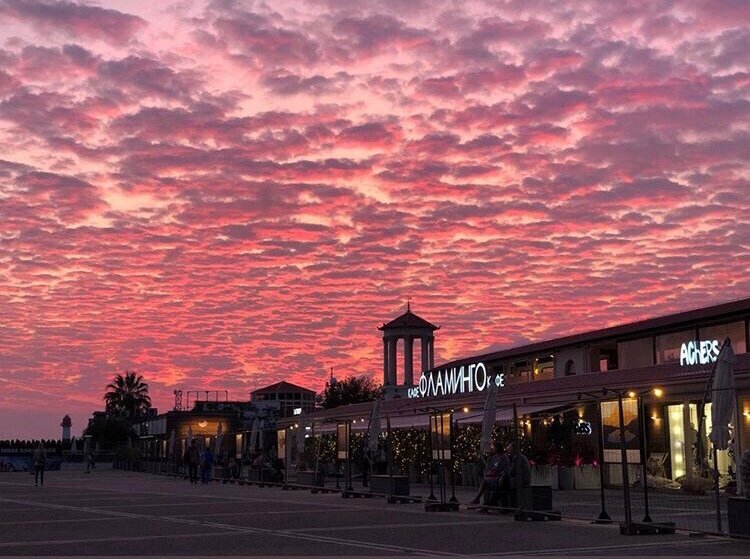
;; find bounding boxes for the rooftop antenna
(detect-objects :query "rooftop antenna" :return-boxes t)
[407,296,412,312]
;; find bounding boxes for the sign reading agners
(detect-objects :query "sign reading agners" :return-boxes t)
[680,339,720,366]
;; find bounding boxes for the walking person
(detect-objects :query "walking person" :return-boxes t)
[85,449,96,473]
[32,443,46,487]
[201,445,214,484]
[184,441,200,485]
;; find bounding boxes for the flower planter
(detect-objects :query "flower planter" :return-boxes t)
[297,470,325,487]
[728,497,750,536]
[573,465,600,489]
[531,465,559,490]
[558,466,574,490]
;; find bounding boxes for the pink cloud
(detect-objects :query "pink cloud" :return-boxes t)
[0,0,749,438]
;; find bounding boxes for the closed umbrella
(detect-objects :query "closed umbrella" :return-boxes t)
[296,421,307,454]
[480,384,497,454]
[249,418,259,453]
[216,422,223,454]
[710,342,736,450]
[168,429,176,461]
[367,399,381,455]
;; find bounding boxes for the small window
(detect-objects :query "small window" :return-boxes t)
[564,359,576,376]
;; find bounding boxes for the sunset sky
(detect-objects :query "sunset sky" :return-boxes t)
[0,0,748,438]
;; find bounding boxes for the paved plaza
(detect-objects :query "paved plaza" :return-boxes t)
[0,470,748,558]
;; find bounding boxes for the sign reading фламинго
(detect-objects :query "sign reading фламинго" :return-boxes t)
[680,339,720,366]
[407,362,504,399]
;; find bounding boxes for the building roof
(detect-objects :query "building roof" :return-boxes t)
[439,296,750,370]
[252,380,315,395]
[379,309,439,331]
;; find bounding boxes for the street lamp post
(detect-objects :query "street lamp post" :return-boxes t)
[636,388,662,523]
[613,389,633,528]
[579,391,615,524]
[594,400,612,524]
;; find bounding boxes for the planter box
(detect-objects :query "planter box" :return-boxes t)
[370,475,409,496]
[558,466,574,490]
[517,486,553,510]
[728,497,750,536]
[606,464,640,487]
[574,465,600,489]
[531,465,559,490]
[297,470,325,487]
[247,469,275,482]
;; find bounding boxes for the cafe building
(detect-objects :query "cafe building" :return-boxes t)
[293,297,750,488]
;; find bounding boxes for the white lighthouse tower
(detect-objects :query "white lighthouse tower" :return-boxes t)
[61,415,72,442]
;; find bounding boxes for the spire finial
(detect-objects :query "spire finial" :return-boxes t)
[406,296,412,312]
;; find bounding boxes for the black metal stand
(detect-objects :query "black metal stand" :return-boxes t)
[638,395,652,523]
[616,391,633,530]
[594,401,613,524]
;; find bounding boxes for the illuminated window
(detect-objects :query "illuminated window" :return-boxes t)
[656,330,694,364]
[699,321,747,354]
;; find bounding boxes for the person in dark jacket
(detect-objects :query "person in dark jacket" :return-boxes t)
[184,442,200,485]
[32,443,46,486]
[201,446,214,484]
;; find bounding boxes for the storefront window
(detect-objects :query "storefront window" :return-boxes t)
[699,321,747,355]
[618,337,654,370]
[656,330,694,364]
[667,403,730,481]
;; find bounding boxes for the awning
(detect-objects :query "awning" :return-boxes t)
[308,403,560,433]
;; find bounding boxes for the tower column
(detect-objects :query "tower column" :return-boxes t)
[428,337,435,369]
[383,337,389,385]
[421,336,429,372]
[387,337,398,385]
[404,336,414,386]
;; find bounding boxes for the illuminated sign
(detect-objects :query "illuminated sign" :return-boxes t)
[680,339,720,366]
[293,408,302,415]
[407,362,504,399]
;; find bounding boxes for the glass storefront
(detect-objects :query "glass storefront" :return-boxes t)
[666,402,731,481]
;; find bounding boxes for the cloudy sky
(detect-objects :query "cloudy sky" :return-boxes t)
[0,0,748,438]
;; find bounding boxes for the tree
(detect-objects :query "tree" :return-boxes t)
[104,371,151,418]
[316,375,381,409]
[84,416,133,449]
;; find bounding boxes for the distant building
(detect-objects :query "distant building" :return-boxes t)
[251,381,316,417]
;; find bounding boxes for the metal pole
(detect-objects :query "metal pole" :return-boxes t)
[345,422,353,492]
[513,402,521,510]
[386,415,393,499]
[427,413,436,502]
[617,392,633,527]
[594,400,612,523]
[639,395,652,522]
[713,444,722,533]
[449,416,458,503]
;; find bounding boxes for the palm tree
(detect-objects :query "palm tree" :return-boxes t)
[104,371,151,418]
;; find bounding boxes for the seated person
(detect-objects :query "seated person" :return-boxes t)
[506,443,531,507]
[470,441,510,505]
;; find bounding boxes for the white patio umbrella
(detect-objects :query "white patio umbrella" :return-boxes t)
[368,399,381,455]
[168,429,176,461]
[249,418,259,453]
[710,341,736,450]
[295,421,307,454]
[216,422,223,454]
[480,384,498,454]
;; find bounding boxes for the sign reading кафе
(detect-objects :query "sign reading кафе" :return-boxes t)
[407,362,504,399]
